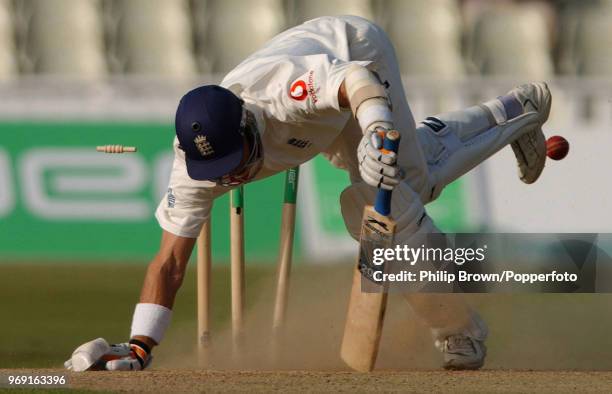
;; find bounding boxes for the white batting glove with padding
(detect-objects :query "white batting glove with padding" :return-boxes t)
[357,128,401,190]
[64,338,152,372]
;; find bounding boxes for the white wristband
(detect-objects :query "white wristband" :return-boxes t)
[130,303,172,344]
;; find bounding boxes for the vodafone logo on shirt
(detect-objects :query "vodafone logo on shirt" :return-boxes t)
[289,70,319,104]
[289,80,308,101]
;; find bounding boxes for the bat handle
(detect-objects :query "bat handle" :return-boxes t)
[374,130,401,217]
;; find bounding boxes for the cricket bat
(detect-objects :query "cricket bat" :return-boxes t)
[340,130,401,372]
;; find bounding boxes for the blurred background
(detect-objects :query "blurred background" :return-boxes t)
[0,0,610,263]
[1,0,612,370]
[0,0,611,79]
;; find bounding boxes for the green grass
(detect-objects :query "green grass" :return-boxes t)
[3,263,612,371]
[0,263,270,369]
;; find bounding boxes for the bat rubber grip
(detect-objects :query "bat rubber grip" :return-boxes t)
[374,130,400,216]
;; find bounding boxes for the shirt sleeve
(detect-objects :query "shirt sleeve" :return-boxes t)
[155,138,223,238]
[231,55,371,123]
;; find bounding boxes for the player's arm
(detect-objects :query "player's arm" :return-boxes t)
[132,230,197,345]
[338,66,401,190]
[65,230,197,372]
[338,81,350,109]
[139,230,196,308]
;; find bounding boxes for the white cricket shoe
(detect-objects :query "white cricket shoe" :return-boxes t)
[440,334,487,370]
[507,82,551,184]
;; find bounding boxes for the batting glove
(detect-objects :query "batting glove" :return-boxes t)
[357,128,401,190]
[64,338,152,372]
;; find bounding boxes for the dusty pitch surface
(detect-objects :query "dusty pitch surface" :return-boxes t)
[4,369,612,392]
[4,264,612,392]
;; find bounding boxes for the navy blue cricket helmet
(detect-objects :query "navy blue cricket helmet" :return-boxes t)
[175,85,245,181]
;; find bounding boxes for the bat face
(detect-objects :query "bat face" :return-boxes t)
[358,205,397,292]
[340,205,396,372]
[341,129,400,372]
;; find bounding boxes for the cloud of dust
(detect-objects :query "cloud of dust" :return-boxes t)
[157,264,612,371]
[157,263,440,371]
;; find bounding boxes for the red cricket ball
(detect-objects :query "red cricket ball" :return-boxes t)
[546,135,569,161]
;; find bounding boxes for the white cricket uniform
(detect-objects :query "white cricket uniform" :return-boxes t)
[156,15,431,240]
[156,15,506,343]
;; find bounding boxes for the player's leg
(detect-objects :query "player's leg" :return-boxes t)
[417,82,552,203]
[344,17,551,203]
[330,19,489,366]
[338,180,488,370]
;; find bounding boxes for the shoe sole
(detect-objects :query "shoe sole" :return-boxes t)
[511,82,551,184]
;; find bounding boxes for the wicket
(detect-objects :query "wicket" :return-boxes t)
[96,145,137,153]
[272,167,299,336]
[196,168,299,363]
[196,219,212,359]
[230,186,245,352]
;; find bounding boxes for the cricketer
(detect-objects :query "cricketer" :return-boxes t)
[65,15,551,372]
